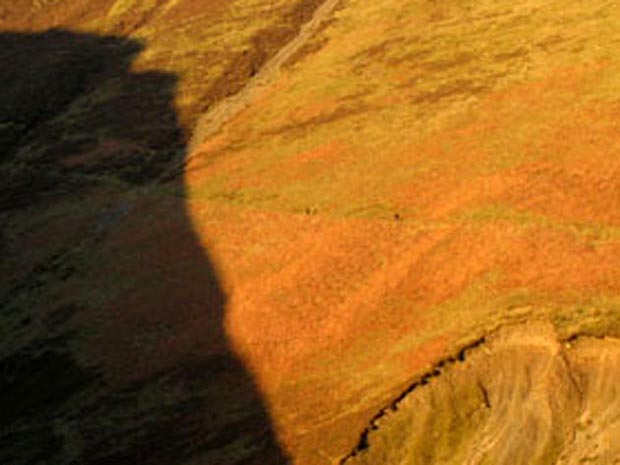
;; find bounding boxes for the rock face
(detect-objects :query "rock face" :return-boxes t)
[344,323,620,465]
[3,0,620,464]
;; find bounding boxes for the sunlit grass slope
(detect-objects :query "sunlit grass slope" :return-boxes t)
[184,0,620,462]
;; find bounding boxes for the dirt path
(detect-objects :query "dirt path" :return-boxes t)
[187,0,342,154]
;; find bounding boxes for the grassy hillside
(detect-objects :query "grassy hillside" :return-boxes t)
[184,0,620,462]
[3,0,620,464]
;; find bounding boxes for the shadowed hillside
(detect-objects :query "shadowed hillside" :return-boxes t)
[0,29,287,465]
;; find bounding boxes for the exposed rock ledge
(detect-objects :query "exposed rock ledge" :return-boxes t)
[343,322,620,465]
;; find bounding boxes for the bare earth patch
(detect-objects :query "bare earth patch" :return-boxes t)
[344,321,620,465]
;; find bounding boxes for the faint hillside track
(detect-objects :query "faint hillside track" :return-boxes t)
[186,0,342,155]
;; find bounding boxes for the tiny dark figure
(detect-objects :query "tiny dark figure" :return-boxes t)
[394,213,401,221]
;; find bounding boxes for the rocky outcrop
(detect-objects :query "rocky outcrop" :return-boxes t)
[344,323,620,465]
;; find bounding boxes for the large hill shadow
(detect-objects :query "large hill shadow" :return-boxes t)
[0,29,287,465]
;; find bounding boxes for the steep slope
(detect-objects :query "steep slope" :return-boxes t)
[184,0,620,462]
[3,0,620,464]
